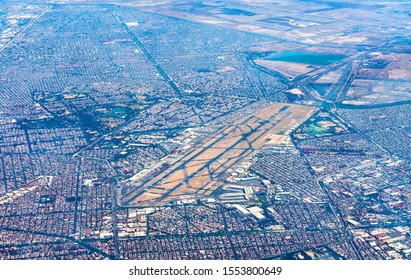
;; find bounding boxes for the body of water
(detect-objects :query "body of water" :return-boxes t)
[265,51,346,66]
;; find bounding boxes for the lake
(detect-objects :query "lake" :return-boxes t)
[265,51,346,66]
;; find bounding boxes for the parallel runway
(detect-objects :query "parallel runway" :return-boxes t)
[120,103,315,206]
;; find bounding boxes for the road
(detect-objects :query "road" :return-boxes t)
[111,10,183,99]
[0,7,51,55]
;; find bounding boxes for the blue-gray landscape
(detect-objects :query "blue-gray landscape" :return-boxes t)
[0,0,410,260]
